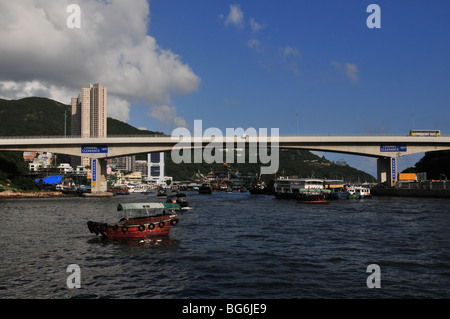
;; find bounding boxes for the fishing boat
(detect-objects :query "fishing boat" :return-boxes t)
[107,186,130,195]
[348,186,373,199]
[157,188,167,197]
[329,190,350,200]
[198,183,213,194]
[249,181,270,194]
[166,192,189,208]
[87,202,180,239]
[296,188,327,203]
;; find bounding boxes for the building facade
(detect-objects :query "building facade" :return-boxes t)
[148,152,167,186]
[71,83,107,166]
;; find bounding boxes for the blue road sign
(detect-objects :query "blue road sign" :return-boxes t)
[392,158,396,180]
[92,159,96,182]
[81,146,108,154]
[380,145,407,152]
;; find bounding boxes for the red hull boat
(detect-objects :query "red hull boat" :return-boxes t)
[296,192,327,204]
[87,203,180,239]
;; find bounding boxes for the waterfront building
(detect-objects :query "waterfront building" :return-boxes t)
[27,152,53,171]
[148,152,169,186]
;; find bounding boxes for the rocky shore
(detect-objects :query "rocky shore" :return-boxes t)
[0,190,70,199]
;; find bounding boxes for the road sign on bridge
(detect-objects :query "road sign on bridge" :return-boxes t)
[81,146,108,154]
[380,145,407,152]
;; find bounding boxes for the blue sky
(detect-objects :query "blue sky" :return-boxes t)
[128,1,450,176]
[133,0,450,136]
[1,0,449,177]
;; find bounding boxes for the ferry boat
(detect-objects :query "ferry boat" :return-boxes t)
[348,186,372,199]
[87,203,180,239]
[274,178,324,199]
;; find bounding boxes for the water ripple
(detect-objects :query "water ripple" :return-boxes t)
[0,194,449,298]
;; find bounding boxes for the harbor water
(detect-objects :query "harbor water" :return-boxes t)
[0,192,449,299]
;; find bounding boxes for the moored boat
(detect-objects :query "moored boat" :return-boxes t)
[157,188,167,197]
[296,188,327,203]
[274,178,325,199]
[198,183,213,194]
[166,192,189,208]
[107,186,130,195]
[87,202,180,239]
[348,186,373,199]
[249,181,271,194]
[329,190,350,200]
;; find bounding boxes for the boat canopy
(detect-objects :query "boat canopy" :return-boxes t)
[117,202,181,211]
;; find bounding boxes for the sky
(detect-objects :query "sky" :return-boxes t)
[0,0,449,177]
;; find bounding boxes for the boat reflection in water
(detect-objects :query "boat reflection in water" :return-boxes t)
[87,235,178,247]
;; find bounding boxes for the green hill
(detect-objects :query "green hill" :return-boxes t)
[0,97,70,136]
[164,148,375,183]
[0,97,164,137]
[0,96,376,187]
[402,150,450,180]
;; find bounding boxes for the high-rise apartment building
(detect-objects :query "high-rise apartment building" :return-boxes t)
[71,83,107,166]
[89,83,107,138]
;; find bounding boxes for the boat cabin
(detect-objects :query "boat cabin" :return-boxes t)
[117,202,181,220]
[274,178,324,198]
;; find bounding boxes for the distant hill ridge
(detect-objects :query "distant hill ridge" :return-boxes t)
[0,96,164,137]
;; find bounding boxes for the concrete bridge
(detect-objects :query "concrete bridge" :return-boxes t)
[1,135,449,193]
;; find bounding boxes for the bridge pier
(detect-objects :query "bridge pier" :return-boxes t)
[377,156,397,187]
[89,158,110,195]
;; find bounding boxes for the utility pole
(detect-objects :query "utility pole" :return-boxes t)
[64,110,67,137]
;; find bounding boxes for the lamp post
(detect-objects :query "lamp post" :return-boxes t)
[64,110,67,137]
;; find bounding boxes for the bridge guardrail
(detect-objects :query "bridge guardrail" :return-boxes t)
[0,133,448,139]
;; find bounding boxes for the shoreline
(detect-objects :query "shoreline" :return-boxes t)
[371,187,450,199]
[0,190,72,199]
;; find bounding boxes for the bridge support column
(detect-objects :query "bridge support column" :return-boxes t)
[377,156,397,187]
[90,158,108,194]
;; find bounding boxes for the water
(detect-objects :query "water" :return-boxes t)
[0,192,449,299]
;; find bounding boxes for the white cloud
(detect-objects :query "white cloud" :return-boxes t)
[249,18,266,32]
[279,46,301,76]
[247,38,263,53]
[108,97,131,124]
[343,63,359,84]
[222,4,244,28]
[148,105,187,129]
[331,61,360,85]
[281,45,301,58]
[0,0,200,123]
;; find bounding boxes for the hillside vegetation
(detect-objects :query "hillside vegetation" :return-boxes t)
[403,150,450,180]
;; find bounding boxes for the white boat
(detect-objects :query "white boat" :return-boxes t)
[348,186,372,199]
